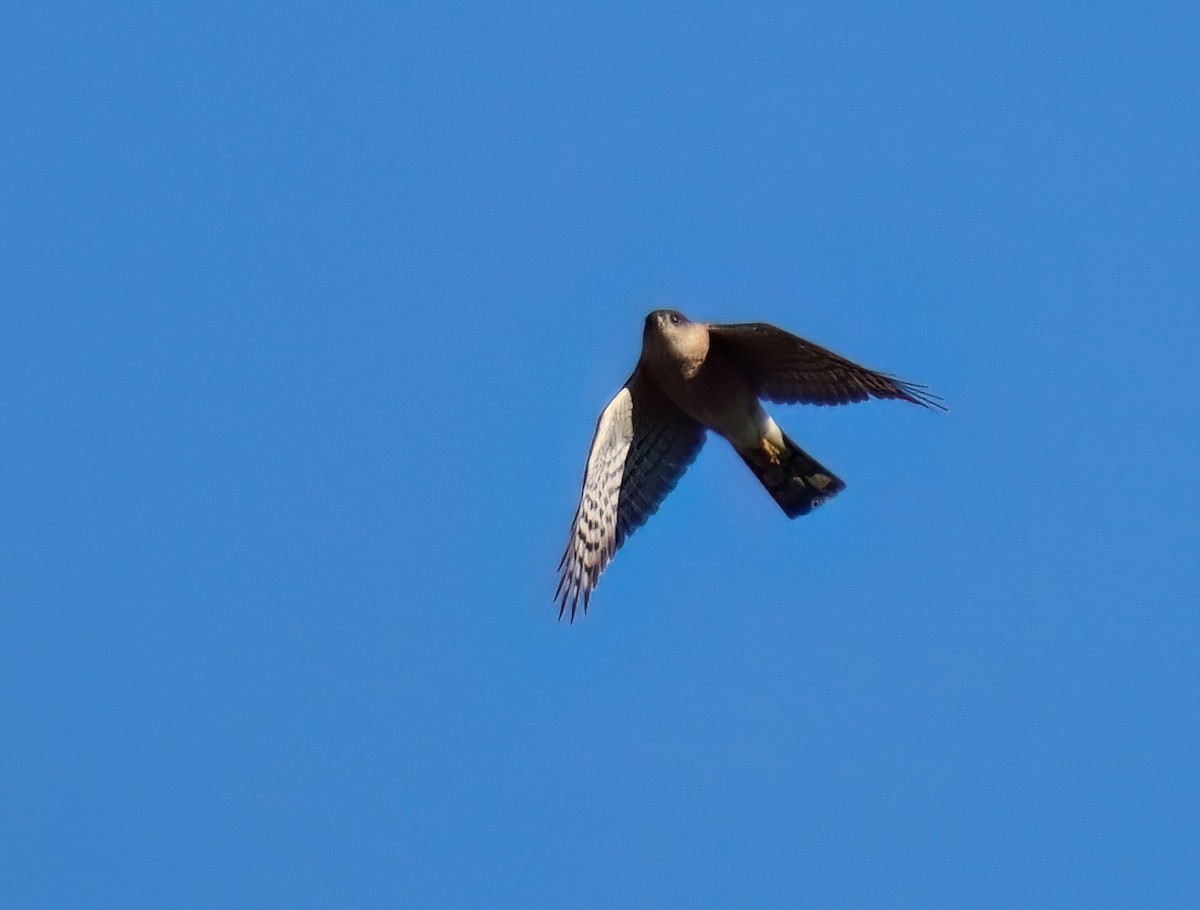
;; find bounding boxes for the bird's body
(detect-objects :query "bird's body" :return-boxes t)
[644,319,760,448]
[556,310,943,619]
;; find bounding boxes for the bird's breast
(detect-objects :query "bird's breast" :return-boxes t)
[656,352,764,448]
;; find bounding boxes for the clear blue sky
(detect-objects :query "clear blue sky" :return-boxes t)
[3,3,1197,907]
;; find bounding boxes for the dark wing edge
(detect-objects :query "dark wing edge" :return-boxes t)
[707,322,947,411]
[555,370,706,621]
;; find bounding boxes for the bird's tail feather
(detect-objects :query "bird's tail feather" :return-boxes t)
[737,432,845,518]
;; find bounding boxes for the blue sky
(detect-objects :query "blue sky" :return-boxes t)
[3,3,1198,907]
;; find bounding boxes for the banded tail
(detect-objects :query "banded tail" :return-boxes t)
[736,431,846,518]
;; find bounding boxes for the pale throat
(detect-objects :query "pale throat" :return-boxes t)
[666,324,709,380]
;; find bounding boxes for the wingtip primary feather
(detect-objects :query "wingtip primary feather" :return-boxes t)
[554,591,587,623]
[554,563,592,623]
[894,378,949,412]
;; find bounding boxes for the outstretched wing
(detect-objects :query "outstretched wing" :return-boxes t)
[556,368,706,620]
[707,322,945,410]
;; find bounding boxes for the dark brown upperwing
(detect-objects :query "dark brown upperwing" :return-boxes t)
[707,322,945,410]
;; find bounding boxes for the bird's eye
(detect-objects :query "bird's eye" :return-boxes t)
[669,313,681,325]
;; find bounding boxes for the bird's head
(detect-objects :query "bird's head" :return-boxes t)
[642,310,707,373]
[644,309,690,341]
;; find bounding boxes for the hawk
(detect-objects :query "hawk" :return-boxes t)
[555,310,944,619]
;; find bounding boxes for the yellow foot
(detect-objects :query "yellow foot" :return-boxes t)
[760,437,784,465]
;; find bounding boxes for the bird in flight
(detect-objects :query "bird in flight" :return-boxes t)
[555,310,944,620]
